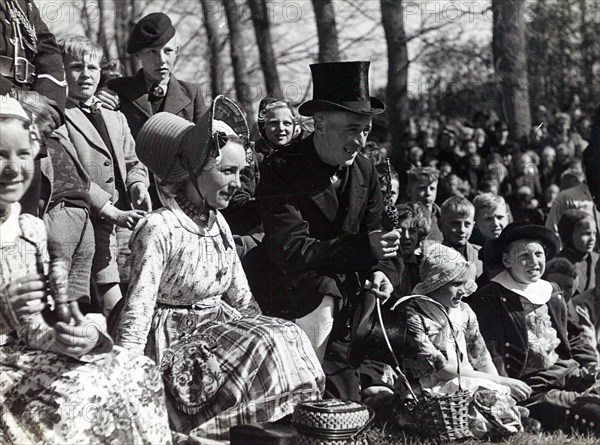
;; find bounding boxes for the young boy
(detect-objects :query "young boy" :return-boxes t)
[440,196,483,278]
[406,166,442,241]
[469,223,600,433]
[60,36,150,314]
[472,193,510,246]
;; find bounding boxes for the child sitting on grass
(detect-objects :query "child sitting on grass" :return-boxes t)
[470,222,600,434]
[393,242,531,437]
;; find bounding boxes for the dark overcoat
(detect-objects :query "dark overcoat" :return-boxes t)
[246,134,401,320]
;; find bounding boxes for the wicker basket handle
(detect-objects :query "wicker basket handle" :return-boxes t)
[376,294,464,399]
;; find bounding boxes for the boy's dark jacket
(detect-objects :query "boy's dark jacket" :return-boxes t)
[469,281,597,379]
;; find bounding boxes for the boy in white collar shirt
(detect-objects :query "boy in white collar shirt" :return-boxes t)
[60,35,150,314]
[469,222,600,434]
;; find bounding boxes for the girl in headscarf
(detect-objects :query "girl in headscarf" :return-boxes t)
[115,96,324,441]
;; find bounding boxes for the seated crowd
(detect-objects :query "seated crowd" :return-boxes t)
[1,9,599,444]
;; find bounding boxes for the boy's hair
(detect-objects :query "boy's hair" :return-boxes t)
[557,209,593,246]
[397,203,430,243]
[441,196,474,220]
[375,161,399,182]
[543,257,577,279]
[473,193,506,219]
[59,35,104,61]
[406,166,440,186]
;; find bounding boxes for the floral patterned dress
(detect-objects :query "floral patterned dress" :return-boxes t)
[399,299,509,396]
[116,204,324,441]
[0,205,172,445]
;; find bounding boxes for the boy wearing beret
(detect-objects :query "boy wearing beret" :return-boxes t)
[98,13,206,208]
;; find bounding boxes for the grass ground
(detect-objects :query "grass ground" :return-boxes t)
[366,421,599,445]
[362,406,599,445]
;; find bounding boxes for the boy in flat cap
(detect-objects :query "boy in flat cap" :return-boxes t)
[98,12,207,207]
[246,61,403,402]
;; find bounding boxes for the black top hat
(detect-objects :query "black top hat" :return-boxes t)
[489,222,560,265]
[127,13,176,55]
[298,61,385,116]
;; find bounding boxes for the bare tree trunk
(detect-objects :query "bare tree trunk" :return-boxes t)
[223,0,256,127]
[200,0,225,98]
[112,0,138,76]
[96,0,109,58]
[381,0,409,168]
[248,0,282,98]
[492,0,531,142]
[579,0,594,95]
[311,0,340,62]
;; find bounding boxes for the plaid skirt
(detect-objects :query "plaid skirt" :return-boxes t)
[146,302,325,440]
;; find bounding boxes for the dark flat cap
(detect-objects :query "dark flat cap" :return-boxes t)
[127,13,176,55]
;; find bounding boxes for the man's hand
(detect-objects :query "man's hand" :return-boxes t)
[364,271,394,301]
[370,229,400,259]
[96,88,120,110]
[130,183,152,212]
[362,385,394,409]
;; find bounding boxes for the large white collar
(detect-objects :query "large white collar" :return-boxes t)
[491,270,553,305]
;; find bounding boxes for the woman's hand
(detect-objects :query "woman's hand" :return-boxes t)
[54,303,99,357]
[4,273,47,319]
[498,376,532,402]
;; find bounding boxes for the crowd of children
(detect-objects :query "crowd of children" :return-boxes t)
[1,6,599,443]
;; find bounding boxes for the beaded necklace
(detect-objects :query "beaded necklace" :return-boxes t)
[175,194,209,223]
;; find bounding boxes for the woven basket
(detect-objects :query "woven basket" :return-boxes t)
[375,295,472,441]
[292,399,374,442]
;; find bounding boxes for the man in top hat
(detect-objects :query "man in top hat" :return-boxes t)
[246,61,403,402]
[98,13,207,206]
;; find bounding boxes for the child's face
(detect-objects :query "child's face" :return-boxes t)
[544,185,559,203]
[544,272,577,300]
[572,218,596,254]
[64,53,101,102]
[398,218,419,258]
[380,178,400,205]
[469,154,481,168]
[465,141,477,155]
[503,240,546,284]
[428,268,469,309]
[264,108,295,147]
[0,120,35,207]
[409,177,437,209]
[476,204,508,240]
[441,210,475,247]
[136,36,178,84]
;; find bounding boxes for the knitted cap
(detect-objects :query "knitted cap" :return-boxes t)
[413,242,476,295]
[136,95,248,184]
